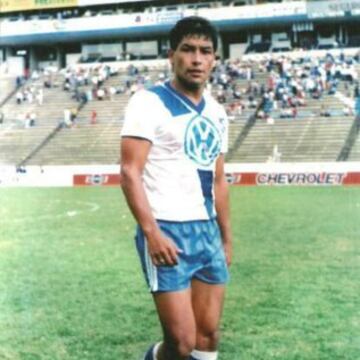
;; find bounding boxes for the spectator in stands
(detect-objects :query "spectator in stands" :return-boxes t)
[16,90,24,104]
[97,88,105,100]
[216,87,226,104]
[257,109,265,120]
[342,105,353,117]
[86,89,93,101]
[280,107,292,119]
[16,76,22,88]
[268,144,281,163]
[24,68,30,80]
[63,108,72,127]
[262,92,274,120]
[0,111,4,124]
[44,77,52,88]
[73,87,81,102]
[70,107,78,124]
[130,82,138,95]
[31,70,39,80]
[26,87,34,104]
[127,64,138,76]
[82,91,89,104]
[319,105,331,117]
[312,87,322,100]
[226,102,238,122]
[109,86,116,101]
[25,113,31,128]
[116,85,126,94]
[91,74,99,88]
[36,88,44,105]
[91,110,97,124]
[328,79,338,95]
[30,112,36,127]
[64,79,71,91]
[248,95,258,109]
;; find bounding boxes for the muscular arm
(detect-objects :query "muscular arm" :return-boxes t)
[120,137,181,266]
[214,154,232,266]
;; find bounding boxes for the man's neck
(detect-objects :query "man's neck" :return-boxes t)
[170,79,204,105]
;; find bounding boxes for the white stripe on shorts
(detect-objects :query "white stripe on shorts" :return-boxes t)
[144,239,158,292]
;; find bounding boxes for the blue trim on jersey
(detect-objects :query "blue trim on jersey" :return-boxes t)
[197,169,214,218]
[149,85,191,117]
[165,81,205,114]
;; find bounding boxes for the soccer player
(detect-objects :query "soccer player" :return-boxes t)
[120,16,232,360]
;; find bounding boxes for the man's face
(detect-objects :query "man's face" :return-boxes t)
[169,35,216,90]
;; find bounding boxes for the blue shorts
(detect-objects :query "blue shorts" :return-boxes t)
[135,219,229,293]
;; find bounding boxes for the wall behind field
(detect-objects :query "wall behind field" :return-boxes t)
[1,163,360,187]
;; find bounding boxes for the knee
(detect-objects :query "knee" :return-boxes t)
[197,328,220,350]
[165,330,196,358]
[177,337,195,358]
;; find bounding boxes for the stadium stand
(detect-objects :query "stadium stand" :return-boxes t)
[230,115,354,163]
[1,54,360,165]
[0,77,18,105]
[348,122,360,161]
[10,64,170,165]
[1,0,360,166]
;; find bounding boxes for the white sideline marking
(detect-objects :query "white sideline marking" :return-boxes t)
[66,210,78,217]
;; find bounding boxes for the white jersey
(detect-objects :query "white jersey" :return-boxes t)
[121,81,228,221]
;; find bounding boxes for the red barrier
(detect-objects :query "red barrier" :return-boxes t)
[74,174,121,186]
[74,172,360,186]
[227,172,360,186]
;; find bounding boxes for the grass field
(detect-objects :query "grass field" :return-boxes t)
[0,186,359,360]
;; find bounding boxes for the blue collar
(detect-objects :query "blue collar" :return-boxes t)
[165,81,205,114]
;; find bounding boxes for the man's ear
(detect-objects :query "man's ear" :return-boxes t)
[168,49,174,63]
[168,49,175,70]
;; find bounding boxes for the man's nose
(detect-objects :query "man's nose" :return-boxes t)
[192,50,202,64]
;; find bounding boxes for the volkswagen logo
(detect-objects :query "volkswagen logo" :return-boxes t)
[184,115,222,166]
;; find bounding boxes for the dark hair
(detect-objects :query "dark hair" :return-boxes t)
[169,16,218,52]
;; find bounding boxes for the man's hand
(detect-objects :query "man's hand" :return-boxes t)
[147,232,182,267]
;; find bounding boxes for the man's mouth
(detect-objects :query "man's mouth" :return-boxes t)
[188,70,203,76]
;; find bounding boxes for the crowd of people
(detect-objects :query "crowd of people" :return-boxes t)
[15,86,43,106]
[62,64,120,103]
[62,62,171,102]
[262,52,358,119]
[202,51,360,123]
[11,72,45,128]
[58,63,170,126]
[3,49,360,130]
[50,50,360,127]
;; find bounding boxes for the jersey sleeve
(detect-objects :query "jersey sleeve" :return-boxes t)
[121,90,159,142]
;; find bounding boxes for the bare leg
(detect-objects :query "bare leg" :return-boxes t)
[152,288,196,360]
[191,279,226,351]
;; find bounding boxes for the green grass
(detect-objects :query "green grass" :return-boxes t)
[0,187,359,359]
